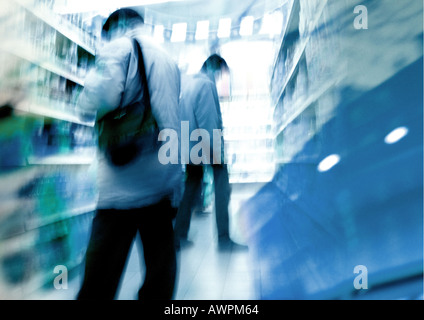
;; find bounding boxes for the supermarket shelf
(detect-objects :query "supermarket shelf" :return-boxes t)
[0,206,94,253]
[230,164,275,171]
[310,261,424,300]
[25,203,96,232]
[306,0,329,36]
[226,148,274,155]
[22,255,85,298]
[272,43,307,105]
[13,0,96,56]
[274,77,339,138]
[0,282,24,300]
[222,119,273,127]
[0,228,87,299]
[229,175,274,184]
[0,230,37,257]
[27,154,95,166]
[220,93,271,100]
[14,98,95,127]
[271,0,297,72]
[274,159,317,166]
[0,40,85,86]
[223,123,273,129]
[224,134,274,141]
[0,0,97,301]
[222,119,273,126]
[271,0,328,106]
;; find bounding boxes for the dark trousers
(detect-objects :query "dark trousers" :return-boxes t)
[77,199,177,300]
[174,164,230,240]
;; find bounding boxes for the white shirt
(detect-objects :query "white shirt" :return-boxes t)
[78,27,182,209]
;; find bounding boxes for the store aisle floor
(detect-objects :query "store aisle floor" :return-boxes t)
[28,183,262,300]
[117,209,256,300]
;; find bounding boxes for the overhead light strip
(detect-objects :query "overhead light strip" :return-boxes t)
[53,0,185,14]
[217,18,231,38]
[195,20,209,40]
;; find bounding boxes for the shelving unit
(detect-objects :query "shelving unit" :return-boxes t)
[0,40,86,86]
[270,0,340,165]
[0,0,98,122]
[14,0,97,55]
[216,38,279,185]
[274,76,338,138]
[246,0,424,300]
[270,0,328,102]
[0,0,98,298]
[221,97,275,184]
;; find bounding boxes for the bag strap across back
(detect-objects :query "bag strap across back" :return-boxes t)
[132,38,158,134]
[133,38,151,115]
[98,38,156,131]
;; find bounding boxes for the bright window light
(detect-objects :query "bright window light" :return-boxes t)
[217,18,232,38]
[171,23,187,42]
[239,16,254,36]
[53,0,185,14]
[318,154,340,172]
[195,20,209,40]
[384,127,409,144]
[153,25,165,43]
[260,11,283,36]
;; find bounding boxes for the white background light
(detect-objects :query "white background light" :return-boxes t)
[318,154,340,172]
[384,127,409,144]
[171,23,187,42]
[260,11,283,37]
[195,20,209,40]
[153,25,165,43]
[217,18,232,38]
[239,16,254,36]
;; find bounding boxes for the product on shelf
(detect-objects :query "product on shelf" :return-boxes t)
[0,0,99,299]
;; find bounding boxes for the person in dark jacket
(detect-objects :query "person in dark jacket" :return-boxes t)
[174,54,247,251]
[77,8,181,300]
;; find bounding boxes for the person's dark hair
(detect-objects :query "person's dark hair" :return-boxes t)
[0,104,13,120]
[102,8,144,40]
[201,54,229,73]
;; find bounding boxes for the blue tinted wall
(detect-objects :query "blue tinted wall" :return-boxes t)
[243,0,423,299]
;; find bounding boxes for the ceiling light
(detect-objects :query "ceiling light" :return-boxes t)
[384,127,409,144]
[260,11,284,36]
[153,25,165,43]
[195,20,209,41]
[318,154,340,172]
[171,23,187,42]
[239,16,254,36]
[217,18,231,38]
